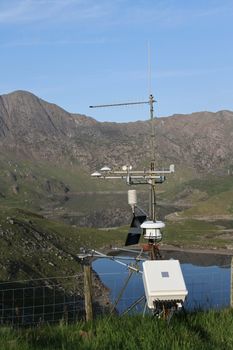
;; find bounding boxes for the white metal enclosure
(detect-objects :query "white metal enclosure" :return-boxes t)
[142,260,188,309]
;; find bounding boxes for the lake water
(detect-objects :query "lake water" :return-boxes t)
[92,257,231,314]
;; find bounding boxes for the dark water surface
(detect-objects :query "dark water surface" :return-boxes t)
[92,255,231,313]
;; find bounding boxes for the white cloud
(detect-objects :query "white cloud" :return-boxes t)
[0,0,232,27]
[0,37,106,48]
[0,0,29,23]
[0,0,110,24]
[106,0,233,28]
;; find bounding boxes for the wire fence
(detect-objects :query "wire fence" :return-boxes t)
[0,264,231,327]
[182,264,230,310]
[0,275,85,326]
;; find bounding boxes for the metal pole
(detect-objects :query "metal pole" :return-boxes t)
[109,270,134,315]
[149,94,156,221]
[122,295,145,315]
[231,257,233,307]
[152,183,156,221]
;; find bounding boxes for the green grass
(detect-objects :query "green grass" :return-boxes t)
[174,186,233,219]
[0,156,129,213]
[187,175,233,197]
[161,172,233,204]
[0,206,127,281]
[163,219,224,248]
[0,310,233,349]
[160,173,233,222]
[162,218,233,250]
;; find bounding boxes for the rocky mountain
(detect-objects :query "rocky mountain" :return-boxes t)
[1,90,233,172]
[1,91,233,286]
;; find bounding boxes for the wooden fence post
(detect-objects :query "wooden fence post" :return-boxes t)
[231,257,233,308]
[84,264,93,321]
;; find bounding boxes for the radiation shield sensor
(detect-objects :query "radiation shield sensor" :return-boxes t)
[140,220,165,242]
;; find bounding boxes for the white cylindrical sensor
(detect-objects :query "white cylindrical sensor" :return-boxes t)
[141,221,165,242]
[128,189,137,207]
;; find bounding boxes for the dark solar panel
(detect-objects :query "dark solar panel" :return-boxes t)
[125,214,146,246]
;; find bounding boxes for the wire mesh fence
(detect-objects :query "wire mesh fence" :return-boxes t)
[0,263,231,327]
[182,264,230,310]
[0,275,85,326]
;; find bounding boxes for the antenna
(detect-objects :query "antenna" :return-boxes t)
[89,98,153,109]
[147,44,157,222]
[148,41,152,96]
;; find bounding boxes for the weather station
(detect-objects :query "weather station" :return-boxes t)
[79,92,188,320]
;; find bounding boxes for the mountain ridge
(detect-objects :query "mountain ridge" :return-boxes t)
[0,90,233,173]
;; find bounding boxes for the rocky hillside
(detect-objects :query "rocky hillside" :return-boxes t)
[0,207,126,281]
[0,90,233,172]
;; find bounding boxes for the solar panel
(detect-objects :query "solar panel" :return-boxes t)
[125,214,146,246]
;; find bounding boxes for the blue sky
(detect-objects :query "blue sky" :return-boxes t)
[0,0,233,122]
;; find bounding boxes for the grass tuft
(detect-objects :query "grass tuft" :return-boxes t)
[0,310,232,349]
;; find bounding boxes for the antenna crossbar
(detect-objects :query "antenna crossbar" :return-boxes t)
[91,165,174,186]
[89,100,152,109]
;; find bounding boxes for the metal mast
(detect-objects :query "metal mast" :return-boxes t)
[149,93,156,221]
[148,42,156,221]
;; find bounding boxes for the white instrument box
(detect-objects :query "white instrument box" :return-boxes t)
[142,260,188,309]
